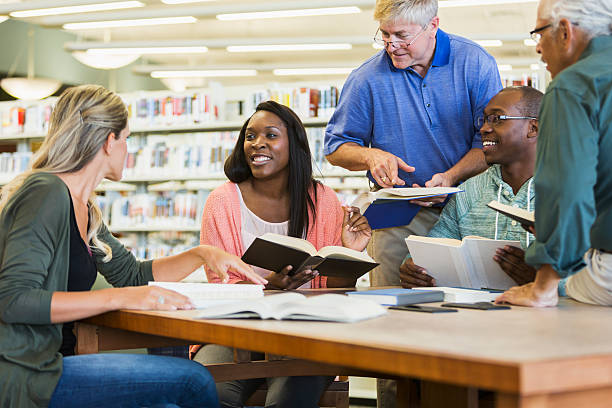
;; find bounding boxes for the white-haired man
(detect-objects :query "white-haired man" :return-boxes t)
[324,0,502,293]
[324,1,502,406]
[497,0,612,307]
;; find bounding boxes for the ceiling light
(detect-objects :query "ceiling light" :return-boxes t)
[217,6,361,21]
[372,42,384,50]
[87,46,208,55]
[227,44,352,52]
[530,63,543,70]
[524,39,537,46]
[497,64,513,71]
[0,15,8,23]
[161,0,216,3]
[151,70,258,78]
[63,16,197,30]
[0,77,61,100]
[439,0,537,7]
[72,51,140,70]
[476,40,503,47]
[10,1,144,18]
[273,68,355,76]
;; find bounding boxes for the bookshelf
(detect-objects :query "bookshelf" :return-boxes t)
[0,86,368,260]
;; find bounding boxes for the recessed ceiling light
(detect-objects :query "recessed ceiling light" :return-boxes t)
[524,39,537,46]
[273,68,355,76]
[476,40,503,47]
[10,1,144,18]
[63,16,197,30]
[151,70,258,78]
[217,7,361,21]
[227,44,352,52]
[87,46,208,55]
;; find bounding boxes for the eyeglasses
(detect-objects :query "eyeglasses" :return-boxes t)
[477,114,537,128]
[529,23,552,43]
[373,25,428,48]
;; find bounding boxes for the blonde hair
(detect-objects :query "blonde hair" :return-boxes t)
[0,84,127,262]
[374,0,438,26]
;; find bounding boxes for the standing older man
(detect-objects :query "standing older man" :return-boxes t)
[324,0,502,291]
[497,0,612,307]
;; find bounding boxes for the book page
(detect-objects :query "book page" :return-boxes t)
[351,192,376,214]
[405,236,466,286]
[316,245,375,263]
[464,238,521,290]
[279,294,386,322]
[196,292,305,319]
[376,187,461,199]
[487,201,535,225]
[259,233,317,256]
[148,282,264,309]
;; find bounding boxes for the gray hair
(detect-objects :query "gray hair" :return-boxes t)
[543,0,612,38]
[374,0,438,26]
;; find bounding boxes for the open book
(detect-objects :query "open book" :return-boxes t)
[352,187,462,230]
[487,200,535,227]
[148,282,263,309]
[196,292,386,322]
[241,233,378,281]
[405,235,521,290]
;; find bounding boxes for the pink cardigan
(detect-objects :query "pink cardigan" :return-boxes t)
[200,181,344,288]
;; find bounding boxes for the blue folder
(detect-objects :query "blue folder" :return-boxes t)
[363,199,422,230]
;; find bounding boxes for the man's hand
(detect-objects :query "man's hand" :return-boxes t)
[495,265,560,307]
[493,246,537,285]
[365,148,415,188]
[399,258,436,288]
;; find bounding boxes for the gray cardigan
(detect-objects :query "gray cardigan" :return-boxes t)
[0,173,154,407]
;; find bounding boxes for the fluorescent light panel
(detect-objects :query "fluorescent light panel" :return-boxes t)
[151,70,258,78]
[476,40,503,47]
[530,63,543,70]
[497,64,513,71]
[10,1,144,18]
[227,44,352,52]
[63,16,197,30]
[524,38,537,46]
[274,68,355,76]
[87,46,208,55]
[161,0,216,3]
[217,6,360,21]
[439,0,537,7]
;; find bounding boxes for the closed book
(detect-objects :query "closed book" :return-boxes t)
[414,287,499,303]
[487,200,535,227]
[345,288,444,306]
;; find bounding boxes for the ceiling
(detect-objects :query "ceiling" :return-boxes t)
[0,0,543,90]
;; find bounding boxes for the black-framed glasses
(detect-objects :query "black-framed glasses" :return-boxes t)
[477,114,537,128]
[529,23,552,43]
[373,25,428,48]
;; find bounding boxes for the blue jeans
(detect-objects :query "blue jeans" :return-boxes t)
[49,353,219,408]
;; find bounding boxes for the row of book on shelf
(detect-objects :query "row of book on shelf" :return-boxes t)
[0,85,339,137]
[0,128,343,181]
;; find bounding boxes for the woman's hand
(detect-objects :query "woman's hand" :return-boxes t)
[399,258,436,288]
[110,286,195,311]
[493,246,537,285]
[265,265,318,290]
[200,245,267,285]
[341,206,372,252]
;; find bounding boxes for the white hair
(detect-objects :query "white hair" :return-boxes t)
[544,0,612,38]
[374,0,438,26]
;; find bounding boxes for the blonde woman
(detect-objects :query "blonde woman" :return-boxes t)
[0,84,266,408]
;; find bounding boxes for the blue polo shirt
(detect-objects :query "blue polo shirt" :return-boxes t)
[324,29,502,186]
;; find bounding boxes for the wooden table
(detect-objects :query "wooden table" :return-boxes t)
[77,297,612,408]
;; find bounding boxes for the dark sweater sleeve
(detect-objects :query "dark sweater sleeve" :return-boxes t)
[93,223,154,287]
[0,179,70,325]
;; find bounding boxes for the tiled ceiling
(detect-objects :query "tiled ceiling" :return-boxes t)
[0,0,542,88]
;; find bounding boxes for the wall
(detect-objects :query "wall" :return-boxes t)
[0,19,162,94]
